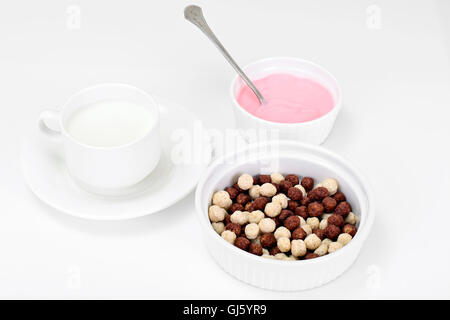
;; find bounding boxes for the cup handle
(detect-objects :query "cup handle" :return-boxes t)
[38,109,62,139]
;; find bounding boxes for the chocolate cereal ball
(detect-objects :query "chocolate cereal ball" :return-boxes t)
[236,193,251,205]
[313,228,326,240]
[235,237,251,251]
[260,233,276,248]
[287,187,303,201]
[225,187,239,200]
[258,174,271,184]
[322,196,337,213]
[292,227,307,240]
[284,215,300,231]
[287,200,299,211]
[279,180,293,194]
[269,246,281,255]
[305,253,319,260]
[325,225,341,240]
[294,206,308,219]
[249,243,263,256]
[307,202,324,217]
[285,174,299,186]
[333,191,346,203]
[279,209,294,222]
[309,187,329,201]
[253,196,269,211]
[301,177,314,191]
[342,224,357,237]
[335,201,352,217]
[230,203,244,214]
[225,223,241,236]
[327,214,345,228]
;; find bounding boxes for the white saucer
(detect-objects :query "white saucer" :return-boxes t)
[21,97,212,220]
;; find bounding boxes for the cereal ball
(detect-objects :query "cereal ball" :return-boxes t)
[245,223,260,240]
[292,227,307,240]
[285,255,298,261]
[301,196,312,206]
[274,226,291,240]
[335,201,352,217]
[277,237,291,252]
[274,253,287,260]
[235,236,251,251]
[221,230,237,244]
[249,243,263,256]
[260,183,277,197]
[230,211,248,225]
[279,209,293,222]
[287,200,299,211]
[328,242,343,253]
[284,215,300,231]
[345,212,357,225]
[263,255,275,260]
[294,206,308,219]
[333,191,346,203]
[272,217,281,228]
[342,224,357,237]
[208,205,226,222]
[225,187,239,199]
[287,187,303,201]
[301,224,313,235]
[313,228,326,240]
[338,233,352,246]
[291,240,307,257]
[264,202,282,217]
[212,222,225,234]
[322,238,332,246]
[308,202,324,217]
[269,246,281,255]
[236,193,251,205]
[212,191,232,209]
[306,217,320,230]
[252,236,261,245]
[301,177,314,191]
[248,210,264,224]
[328,214,345,228]
[257,174,271,184]
[321,178,338,195]
[305,253,319,260]
[262,248,270,256]
[225,222,241,236]
[299,216,306,226]
[294,184,307,198]
[325,225,341,240]
[309,187,329,201]
[244,202,254,212]
[270,173,284,184]
[314,243,329,256]
[253,196,269,210]
[305,234,321,250]
[319,218,328,230]
[322,196,337,213]
[285,174,299,186]
[237,173,253,190]
[260,232,276,248]
[259,218,276,233]
[272,193,288,209]
[249,185,261,199]
[230,203,244,213]
[279,180,293,194]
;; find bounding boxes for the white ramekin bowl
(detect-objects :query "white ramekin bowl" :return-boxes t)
[230,57,342,145]
[195,141,374,291]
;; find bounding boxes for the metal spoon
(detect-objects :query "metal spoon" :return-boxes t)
[184,5,265,105]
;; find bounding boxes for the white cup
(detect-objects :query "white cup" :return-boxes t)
[38,83,161,193]
[230,57,342,145]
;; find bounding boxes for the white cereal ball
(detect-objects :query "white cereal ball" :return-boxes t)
[274,226,291,240]
[277,237,291,252]
[260,183,277,197]
[274,253,287,260]
[299,217,306,226]
[237,173,254,190]
[294,184,307,198]
[314,243,329,256]
[221,230,236,244]
[245,223,260,240]
[264,202,282,217]
[208,205,226,222]
[212,191,232,209]
[301,224,313,235]
[272,193,288,209]
[263,255,276,259]
[345,212,358,225]
[321,178,339,195]
[262,248,270,256]
[337,233,353,246]
[230,211,248,225]
[319,218,328,230]
[305,234,321,250]
[258,218,276,233]
[291,239,307,257]
[212,222,225,234]
[248,210,264,224]
[284,255,297,261]
[249,185,261,199]
[322,238,332,247]
[270,173,285,184]
[322,213,332,220]
[328,241,343,253]
[306,217,320,230]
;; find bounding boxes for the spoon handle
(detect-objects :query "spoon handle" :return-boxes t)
[184,5,265,104]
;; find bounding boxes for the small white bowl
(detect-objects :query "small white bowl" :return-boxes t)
[230,57,342,145]
[195,141,374,291]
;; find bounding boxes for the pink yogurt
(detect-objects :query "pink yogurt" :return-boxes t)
[236,73,335,123]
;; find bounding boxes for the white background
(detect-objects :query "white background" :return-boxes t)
[1,0,449,299]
